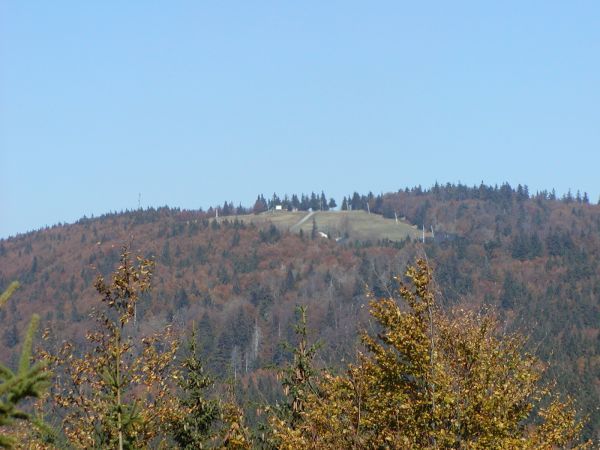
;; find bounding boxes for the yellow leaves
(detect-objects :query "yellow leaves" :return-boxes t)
[51,245,181,448]
[272,259,589,449]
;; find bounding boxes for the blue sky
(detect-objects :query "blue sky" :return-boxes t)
[1,1,599,238]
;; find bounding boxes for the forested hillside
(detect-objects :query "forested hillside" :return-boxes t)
[0,183,598,441]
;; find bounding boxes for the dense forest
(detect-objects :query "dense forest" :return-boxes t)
[0,182,598,446]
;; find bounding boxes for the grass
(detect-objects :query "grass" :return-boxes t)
[224,210,426,242]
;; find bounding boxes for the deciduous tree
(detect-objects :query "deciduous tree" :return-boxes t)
[272,260,589,449]
[53,246,180,449]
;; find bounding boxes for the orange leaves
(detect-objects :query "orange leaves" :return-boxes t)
[271,259,590,449]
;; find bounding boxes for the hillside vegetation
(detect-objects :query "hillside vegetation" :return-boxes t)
[0,183,598,442]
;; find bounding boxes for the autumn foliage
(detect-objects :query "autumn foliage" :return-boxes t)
[50,248,180,448]
[270,260,589,449]
[46,247,251,449]
[0,245,593,447]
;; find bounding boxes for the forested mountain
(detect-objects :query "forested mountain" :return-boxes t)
[0,183,598,441]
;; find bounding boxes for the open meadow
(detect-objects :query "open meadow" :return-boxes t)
[226,210,427,242]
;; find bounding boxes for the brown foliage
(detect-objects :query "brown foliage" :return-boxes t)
[271,260,590,449]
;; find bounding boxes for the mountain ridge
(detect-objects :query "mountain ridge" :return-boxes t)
[0,184,598,438]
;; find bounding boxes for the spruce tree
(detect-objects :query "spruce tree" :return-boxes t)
[264,306,321,449]
[172,325,220,449]
[0,283,53,449]
[279,306,320,427]
[341,197,348,210]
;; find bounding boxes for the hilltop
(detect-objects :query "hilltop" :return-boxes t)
[0,183,598,439]
[224,210,426,242]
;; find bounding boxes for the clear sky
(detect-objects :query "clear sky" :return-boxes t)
[1,2,599,239]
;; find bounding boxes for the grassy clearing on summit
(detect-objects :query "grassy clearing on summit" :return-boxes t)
[227,210,425,242]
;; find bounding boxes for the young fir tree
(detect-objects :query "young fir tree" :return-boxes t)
[279,306,321,427]
[171,325,220,449]
[0,282,53,449]
[266,305,321,448]
[271,260,590,449]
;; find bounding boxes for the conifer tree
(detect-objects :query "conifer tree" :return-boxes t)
[341,197,348,211]
[0,283,53,449]
[277,306,321,427]
[266,306,321,448]
[171,325,220,449]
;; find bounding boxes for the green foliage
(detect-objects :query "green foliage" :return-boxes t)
[0,284,52,448]
[171,325,220,449]
[511,233,543,260]
[277,306,321,427]
[0,282,19,309]
[264,306,323,448]
[499,271,529,309]
[258,225,281,244]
